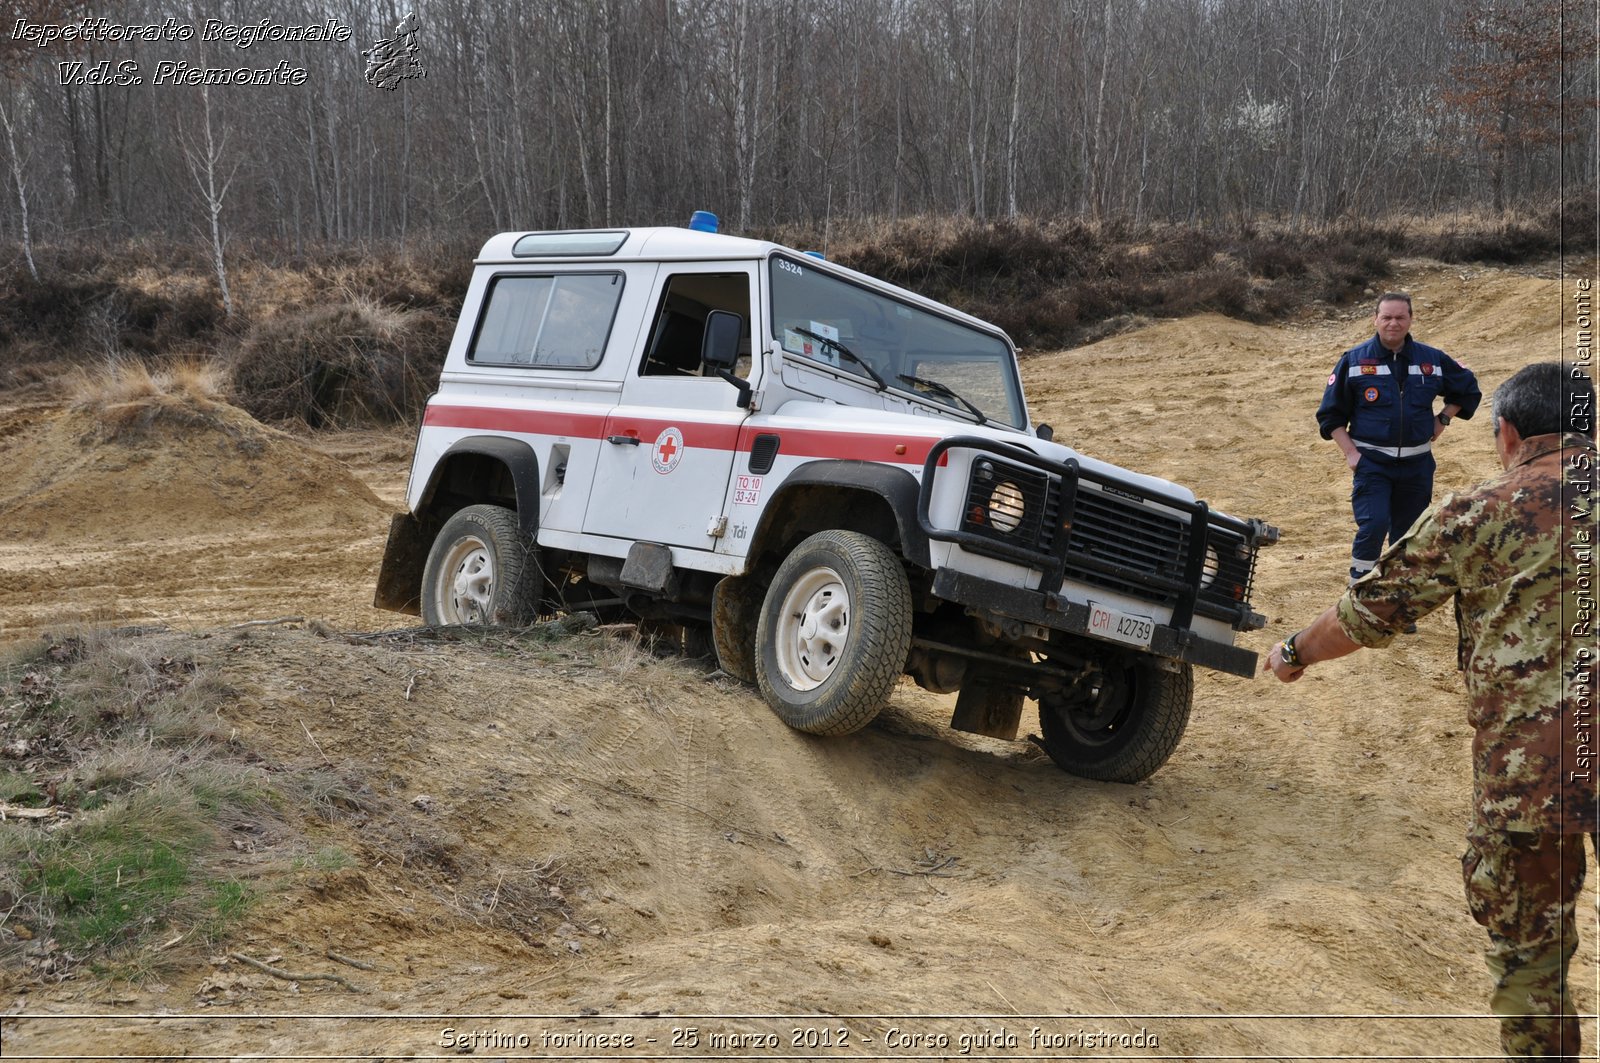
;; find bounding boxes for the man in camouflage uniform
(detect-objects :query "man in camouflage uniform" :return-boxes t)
[1266,361,1596,1058]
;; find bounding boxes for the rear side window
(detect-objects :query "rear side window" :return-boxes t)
[469,273,624,368]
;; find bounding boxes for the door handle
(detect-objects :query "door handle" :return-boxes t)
[606,435,641,446]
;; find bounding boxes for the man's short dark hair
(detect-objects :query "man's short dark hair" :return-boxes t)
[1492,362,1596,438]
[1376,292,1412,314]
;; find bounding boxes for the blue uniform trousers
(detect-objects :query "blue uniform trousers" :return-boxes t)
[1349,451,1434,582]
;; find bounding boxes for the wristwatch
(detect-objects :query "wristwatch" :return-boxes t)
[1436,411,1452,426]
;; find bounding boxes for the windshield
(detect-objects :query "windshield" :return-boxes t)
[768,254,1026,428]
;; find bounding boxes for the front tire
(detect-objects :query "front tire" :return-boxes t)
[755,530,912,736]
[420,504,541,626]
[1037,658,1192,783]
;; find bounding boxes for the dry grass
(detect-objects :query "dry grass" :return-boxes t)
[760,203,1583,347]
[0,208,1584,401]
[70,358,227,409]
[66,358,234,440]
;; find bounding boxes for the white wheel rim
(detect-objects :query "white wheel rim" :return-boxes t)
[437,535,494,623]
[774,566,850,690]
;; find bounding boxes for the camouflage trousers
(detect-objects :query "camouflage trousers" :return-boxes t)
[1461,828,1596,1059]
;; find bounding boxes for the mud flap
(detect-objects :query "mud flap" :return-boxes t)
[950,675,1026,740]
[711,575,761,684]
[374,512,428,615]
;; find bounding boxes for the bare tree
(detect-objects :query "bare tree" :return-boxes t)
[182,85,237,318]
[0,90,39,282]
[0,0,1592,247]
[1441,0,1597,212]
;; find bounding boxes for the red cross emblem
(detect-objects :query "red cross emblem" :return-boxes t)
[1421,363,1434,376]
[651,427,685,474]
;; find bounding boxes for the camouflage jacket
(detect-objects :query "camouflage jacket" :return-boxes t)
[1335,432,1597,832]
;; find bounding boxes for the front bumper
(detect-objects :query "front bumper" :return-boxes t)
[932,568,1259,678]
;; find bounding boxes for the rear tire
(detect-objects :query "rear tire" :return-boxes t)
[1037,658,1192,783]
[420,504,541,626]
[755,530,912,736]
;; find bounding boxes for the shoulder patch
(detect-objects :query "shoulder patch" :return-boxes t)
[1329,371,1338,387]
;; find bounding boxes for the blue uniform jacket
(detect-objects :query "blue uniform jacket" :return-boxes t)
[1316,334,1481,450]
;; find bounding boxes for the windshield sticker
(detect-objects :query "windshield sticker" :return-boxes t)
[651,427,685,474]
[808,321,839,342]
[785,328,838,367]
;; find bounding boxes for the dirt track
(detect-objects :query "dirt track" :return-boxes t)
[2,259,1595,1060]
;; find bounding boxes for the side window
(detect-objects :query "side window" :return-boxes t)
[640,272,753,379]
[470,273,624,368]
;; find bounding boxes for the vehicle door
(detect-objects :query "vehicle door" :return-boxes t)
[582,264,759,549]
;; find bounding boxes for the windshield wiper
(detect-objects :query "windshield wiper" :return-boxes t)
[791,327,887,391]
[897,373,988,425]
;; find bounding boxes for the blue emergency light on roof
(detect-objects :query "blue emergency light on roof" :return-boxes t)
[688,210,719,233]
[804,250,826,260]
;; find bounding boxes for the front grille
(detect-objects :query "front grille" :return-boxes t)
[1063,487,1188,602]
[1061,485,1259,622]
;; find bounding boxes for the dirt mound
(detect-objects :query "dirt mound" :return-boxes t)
[0,398,395,639]
[0,399,385,545]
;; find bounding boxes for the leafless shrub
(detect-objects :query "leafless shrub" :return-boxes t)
[230,295,448,427]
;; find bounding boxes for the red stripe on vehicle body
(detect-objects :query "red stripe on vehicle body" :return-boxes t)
[426,404,947,465]
[424,404,609,437]
[737,425,945,465]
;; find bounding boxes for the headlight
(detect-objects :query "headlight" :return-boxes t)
[988,481,1026,532]
[961,458,1049,548]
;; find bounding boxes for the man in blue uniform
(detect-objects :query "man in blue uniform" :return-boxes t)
[1317,292,1481,585]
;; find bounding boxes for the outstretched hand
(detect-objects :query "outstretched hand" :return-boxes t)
[1264,642,1306,683]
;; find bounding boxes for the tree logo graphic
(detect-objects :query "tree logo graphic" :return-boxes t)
[363,12,426,90]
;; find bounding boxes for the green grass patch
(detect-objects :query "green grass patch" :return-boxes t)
[14,789,208,950]
[0,768,45,806]
[293,846,355,873]
[0,631,291,977]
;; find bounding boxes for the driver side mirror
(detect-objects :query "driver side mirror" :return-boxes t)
[701,309,752,409]
[701,310,742,370]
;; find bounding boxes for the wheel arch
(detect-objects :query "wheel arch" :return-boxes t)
[376,436,542,615]
[417,435,542,535]
[748,461,930,573]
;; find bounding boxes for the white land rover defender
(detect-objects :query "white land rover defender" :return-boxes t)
[376,216,1277,783]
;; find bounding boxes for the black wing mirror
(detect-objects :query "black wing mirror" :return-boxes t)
[702,309,752,408]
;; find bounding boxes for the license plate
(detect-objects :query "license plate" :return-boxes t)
[1087,601,1155,649]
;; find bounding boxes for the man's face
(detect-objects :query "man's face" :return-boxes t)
[1375,299,1412,349]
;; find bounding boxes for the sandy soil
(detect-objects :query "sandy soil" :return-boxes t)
[1,259,1595,1060]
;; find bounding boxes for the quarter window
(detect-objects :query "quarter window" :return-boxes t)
[470,273,624,368]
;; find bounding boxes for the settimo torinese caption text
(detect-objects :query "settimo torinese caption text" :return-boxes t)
[11,17,351,86]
